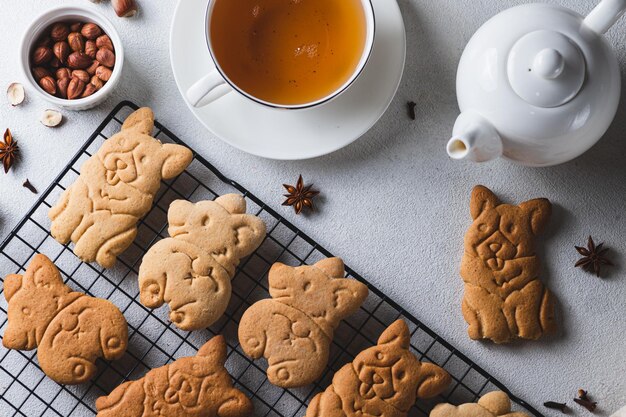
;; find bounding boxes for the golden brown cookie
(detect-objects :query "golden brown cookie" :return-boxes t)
[306,319,451,417]
[95,335,253,417]
[430,391,531,417]
[460,185,556,344]
[2,254,128,385]
[238,258,368,388]
[49,107,193,268]
[138,195,266,330]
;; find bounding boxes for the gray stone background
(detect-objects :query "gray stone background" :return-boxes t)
[0,0,624,415]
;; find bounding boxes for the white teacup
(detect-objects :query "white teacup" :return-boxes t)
[186,0,376,110]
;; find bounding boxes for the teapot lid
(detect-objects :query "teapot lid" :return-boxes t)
[508,30,586,108]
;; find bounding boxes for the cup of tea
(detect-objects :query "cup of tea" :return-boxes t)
[186,0,375,109]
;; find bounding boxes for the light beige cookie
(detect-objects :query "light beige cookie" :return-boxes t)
[306,319,451,417]
[238,258,368,388]
[95,335,253,417]
[2,254,128,385]
[460,185,556,344]
[430,391,531,417]
[49,107,193,268]
[138,195,266,330]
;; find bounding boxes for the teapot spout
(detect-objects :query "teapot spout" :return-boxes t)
[447,112,503,162]
[584,0,626,35]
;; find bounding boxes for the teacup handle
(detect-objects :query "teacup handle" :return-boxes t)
[186,70,232,107]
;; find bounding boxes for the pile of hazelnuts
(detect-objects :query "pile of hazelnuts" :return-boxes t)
[30,21,116,100]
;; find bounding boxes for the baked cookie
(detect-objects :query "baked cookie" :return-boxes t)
[2,254,128,385]
[238,258,368,388]
[138,195,266,330]
[306,320,450,417]
[49,107,193,268]
[460,185,556,344]
[95,335,253,417]
[430,391,530,417]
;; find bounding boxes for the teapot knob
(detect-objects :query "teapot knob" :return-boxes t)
[532,48,564,79]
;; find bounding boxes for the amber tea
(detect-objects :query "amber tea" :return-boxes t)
[210,0,368,106]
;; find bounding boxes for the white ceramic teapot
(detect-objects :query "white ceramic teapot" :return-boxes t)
[447,0,626,166]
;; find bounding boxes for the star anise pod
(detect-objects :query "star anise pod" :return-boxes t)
[575,236,613,277]
[0,128,19,173]
[282,175,320,215]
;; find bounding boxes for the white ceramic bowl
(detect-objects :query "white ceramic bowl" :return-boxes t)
[20,5,124,111]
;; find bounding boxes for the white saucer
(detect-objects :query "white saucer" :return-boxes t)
[170,0,406,160]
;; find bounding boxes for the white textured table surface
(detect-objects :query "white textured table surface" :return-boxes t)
[1,0,625,415]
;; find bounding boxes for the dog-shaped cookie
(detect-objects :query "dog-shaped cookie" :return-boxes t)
[306,320,451,417]
[430,391,530,417]
[49,107,193,268]
[460,185,556,344]
[2,254,128,385]
[138,195,266,331]
[95,335,253,417]
[238,258,368,388]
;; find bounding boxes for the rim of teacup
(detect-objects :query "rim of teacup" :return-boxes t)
[203,0,376,110]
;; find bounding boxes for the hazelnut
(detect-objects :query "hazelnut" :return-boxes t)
[70,22,82,32]
[95,66,112,82]
[90,75,104,90]
[96,48,116,68]
[67,77,86,100]
[53,41,70,64]
[112,0,138,17]
[7,83,25,106]
[36,35,52,48]
[32,67,51,81]
[56,77,70,99]
[81,23,102,40]
[68,52,93,69]
[85,40,97,59]
[32,46,53,65]
[86,60,100,76]
[56,68,72,79]
[68,32,85,52]
[72,70,90,83]
[82,83,97,98]
[96,35,114,51]
[49,57,61,68]
[39,76,57,95]
[50,23,70,42]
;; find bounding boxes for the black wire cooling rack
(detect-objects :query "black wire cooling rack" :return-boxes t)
[0,101,544,417]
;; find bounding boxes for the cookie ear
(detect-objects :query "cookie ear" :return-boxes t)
[197,335,227,366]
[215,194,246,214]
[3,274,23,302]
[378,320,410,350]
[477,391,512,415]
[519,198,551,235]
[121,107,154,135]
[160,144,193,179]
[167,200,194,235]
[470,185,499,219]
[314,257,344,278]
[268,262,292,293]
[28,254,64,289]
[415,362,451,399]
[232,216,266,256]
[331,279,368,316]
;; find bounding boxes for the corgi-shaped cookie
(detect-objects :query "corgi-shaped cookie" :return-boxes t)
[461,185,556,343]
[95,336,253,417]
[430,391,530,417]
[138,195,266,331]
[2,254,128,385]
[306,320,451,417]
[49,108,193,268]
[238,258,368,388]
